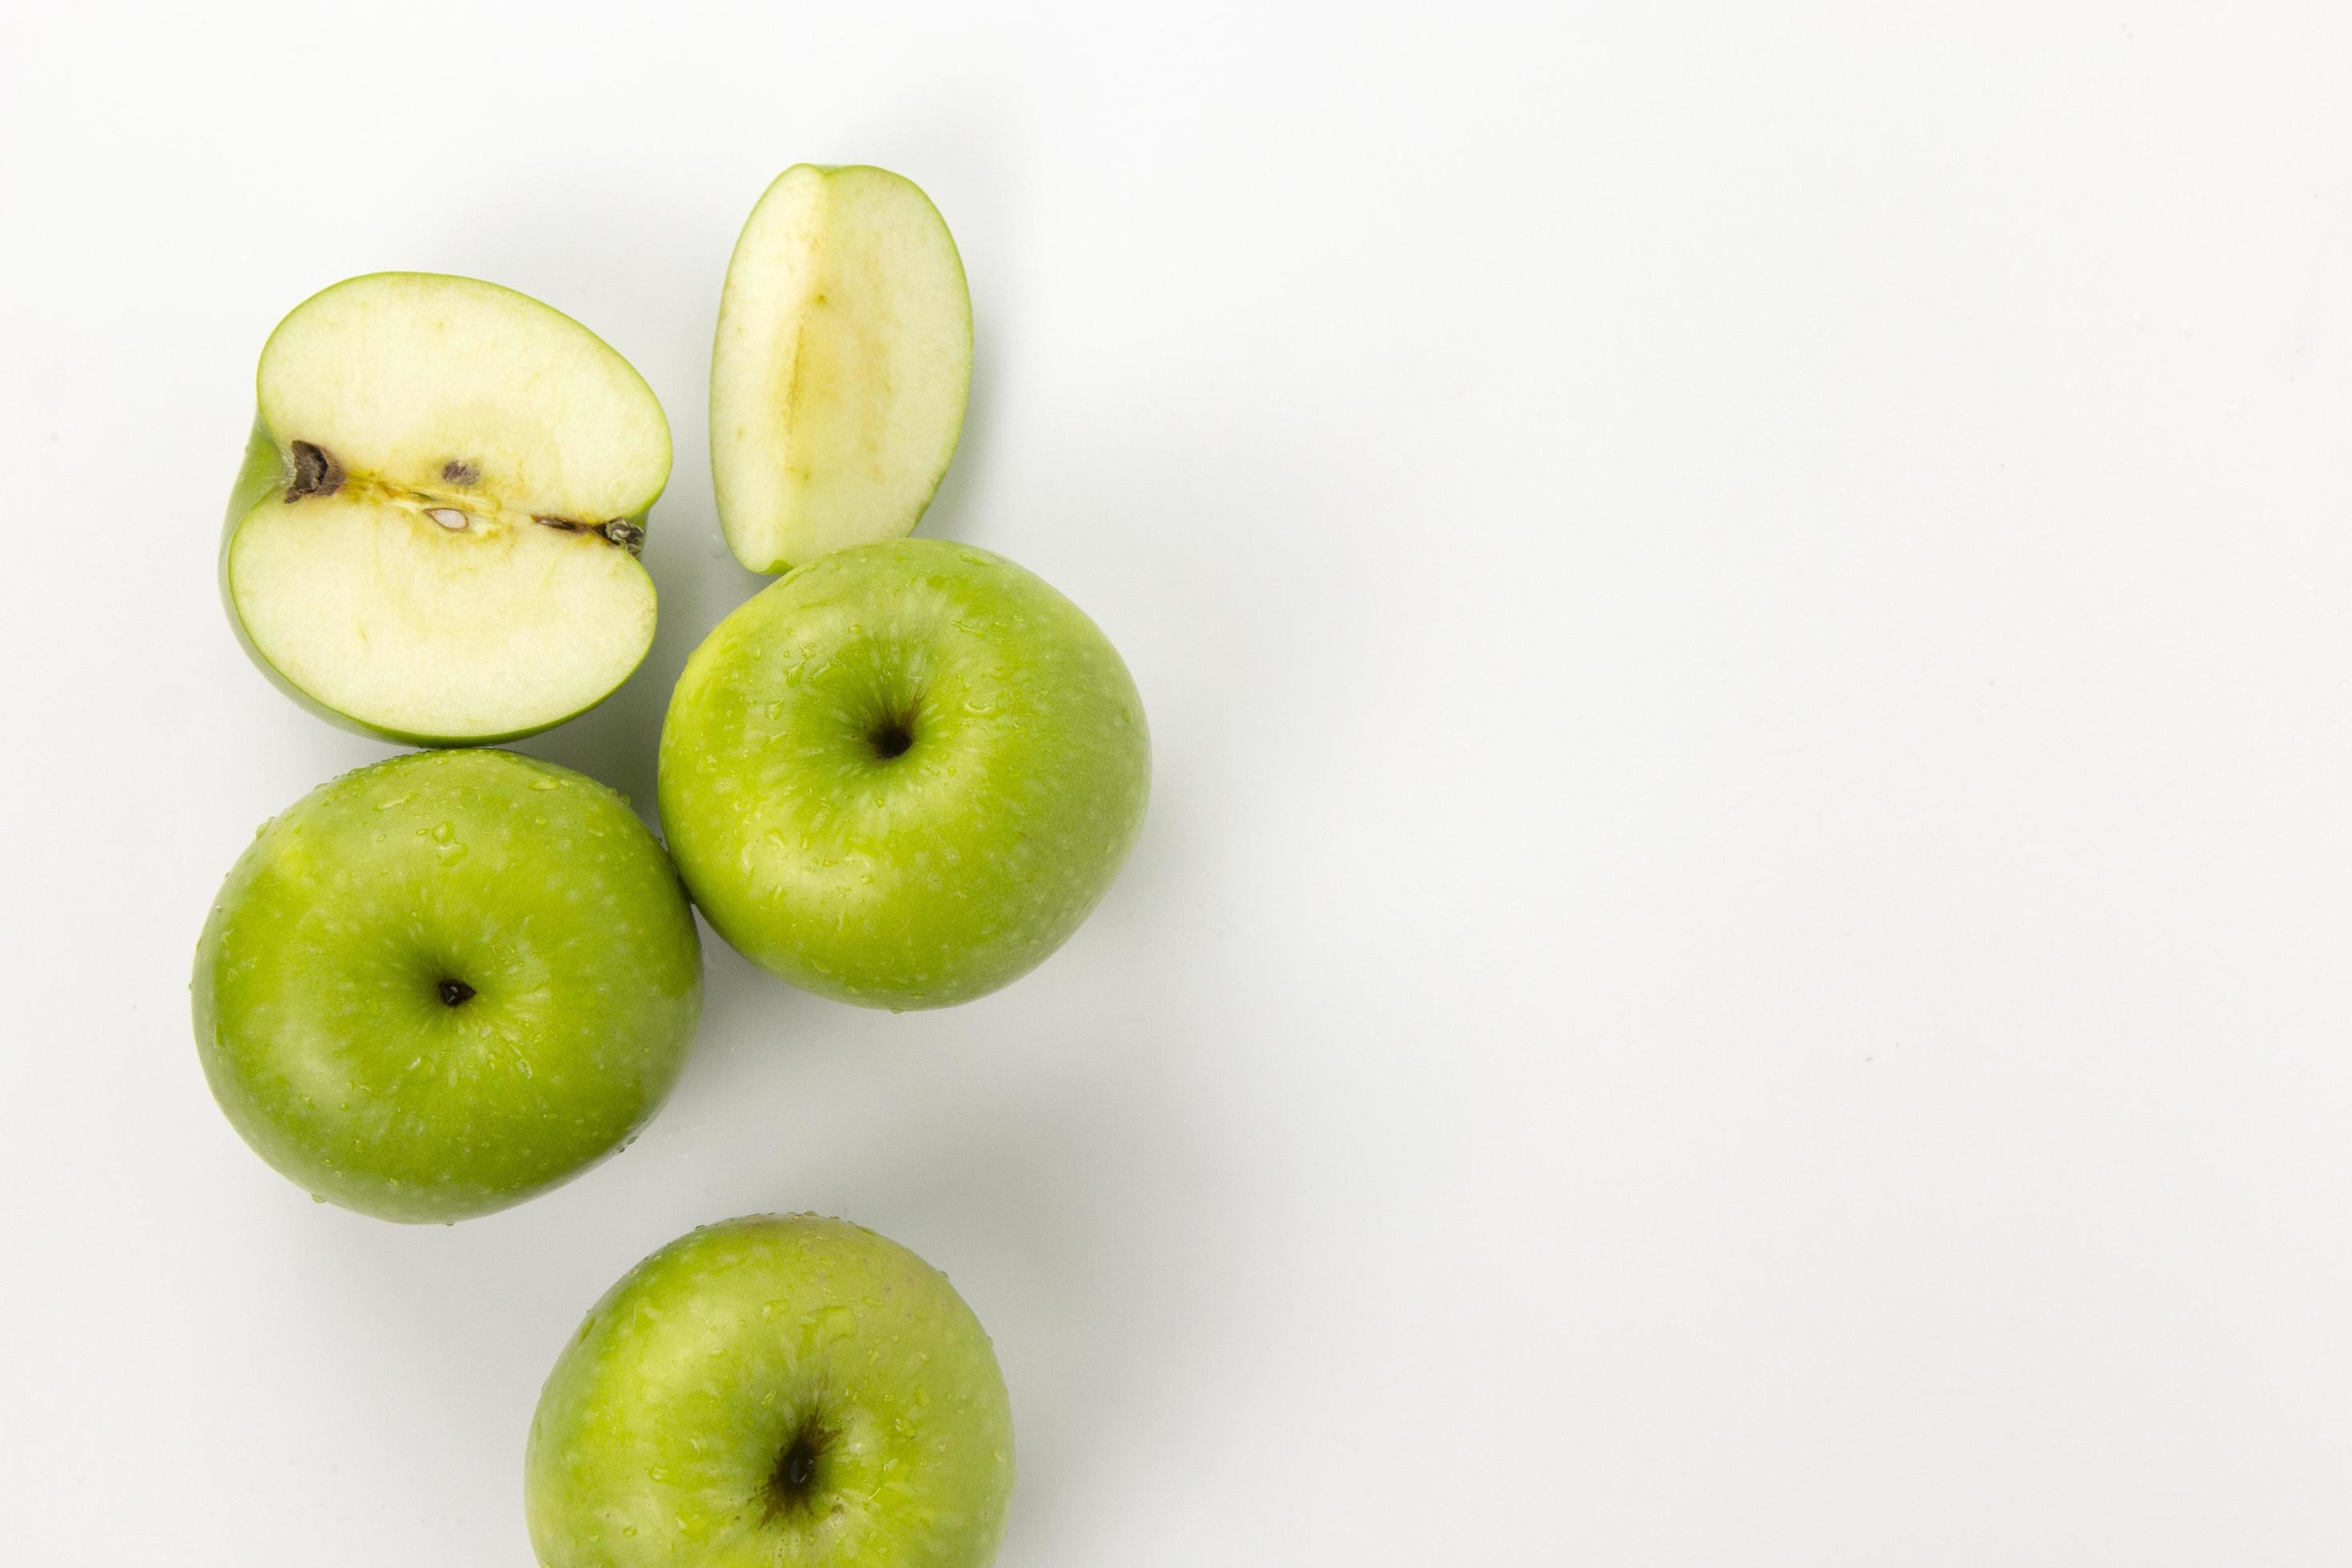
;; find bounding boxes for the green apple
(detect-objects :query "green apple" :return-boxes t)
[224,272,671,746]
[710,166,972,573]
[190,749,702,1222]
[526,1214,1014,1568]
[658,539,1149,1009]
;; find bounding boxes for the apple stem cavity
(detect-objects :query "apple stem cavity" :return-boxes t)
[867,710,917,760]
[285,440,344,502]
[760,1424,830,1522]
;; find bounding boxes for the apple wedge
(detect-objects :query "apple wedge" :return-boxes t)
[222,273,670,746]
[710,165,972,573]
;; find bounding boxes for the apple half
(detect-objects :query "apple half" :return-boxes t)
[223,273,671,746]
[710,165,972,573]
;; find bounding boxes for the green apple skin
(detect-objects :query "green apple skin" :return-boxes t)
[191,750,702,1222]
[526,1214,1014,1568]
[658,539,1150,1009]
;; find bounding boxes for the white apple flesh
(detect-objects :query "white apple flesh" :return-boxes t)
[224,273,670,745]
[710,165,972,573]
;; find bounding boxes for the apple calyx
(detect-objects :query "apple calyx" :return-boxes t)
[275,439,646,557]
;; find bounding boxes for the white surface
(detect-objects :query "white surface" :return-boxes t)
[5,4,2351,1562]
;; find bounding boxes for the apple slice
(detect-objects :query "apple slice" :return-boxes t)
[223,273,671,745]
[710,165,972,573]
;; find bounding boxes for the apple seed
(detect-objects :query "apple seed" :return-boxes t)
[426,507,470,531]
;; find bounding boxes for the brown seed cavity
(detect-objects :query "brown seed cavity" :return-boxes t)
[534,516,644,555]
[441,460,480,486]
[285,441,343,502]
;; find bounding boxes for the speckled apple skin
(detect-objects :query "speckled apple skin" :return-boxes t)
[190,750,702,1222]
[658,539,1150,1009]
[526,1214,1014,1568]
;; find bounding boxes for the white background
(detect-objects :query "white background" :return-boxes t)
[4,2,2351,1562]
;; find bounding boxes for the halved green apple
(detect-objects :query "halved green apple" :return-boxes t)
[223,273,671,746]
[710,165,972,573]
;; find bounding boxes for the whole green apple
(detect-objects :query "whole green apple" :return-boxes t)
[526,1214,1014,1568]
[658,538,1150,1009]
[223,272,671,746]
[190,749,702,1222]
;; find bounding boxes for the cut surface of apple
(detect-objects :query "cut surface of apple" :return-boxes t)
[224,273,670,745]
[710,165,972,573]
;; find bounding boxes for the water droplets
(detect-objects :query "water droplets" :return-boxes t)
[418,819,470,865]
